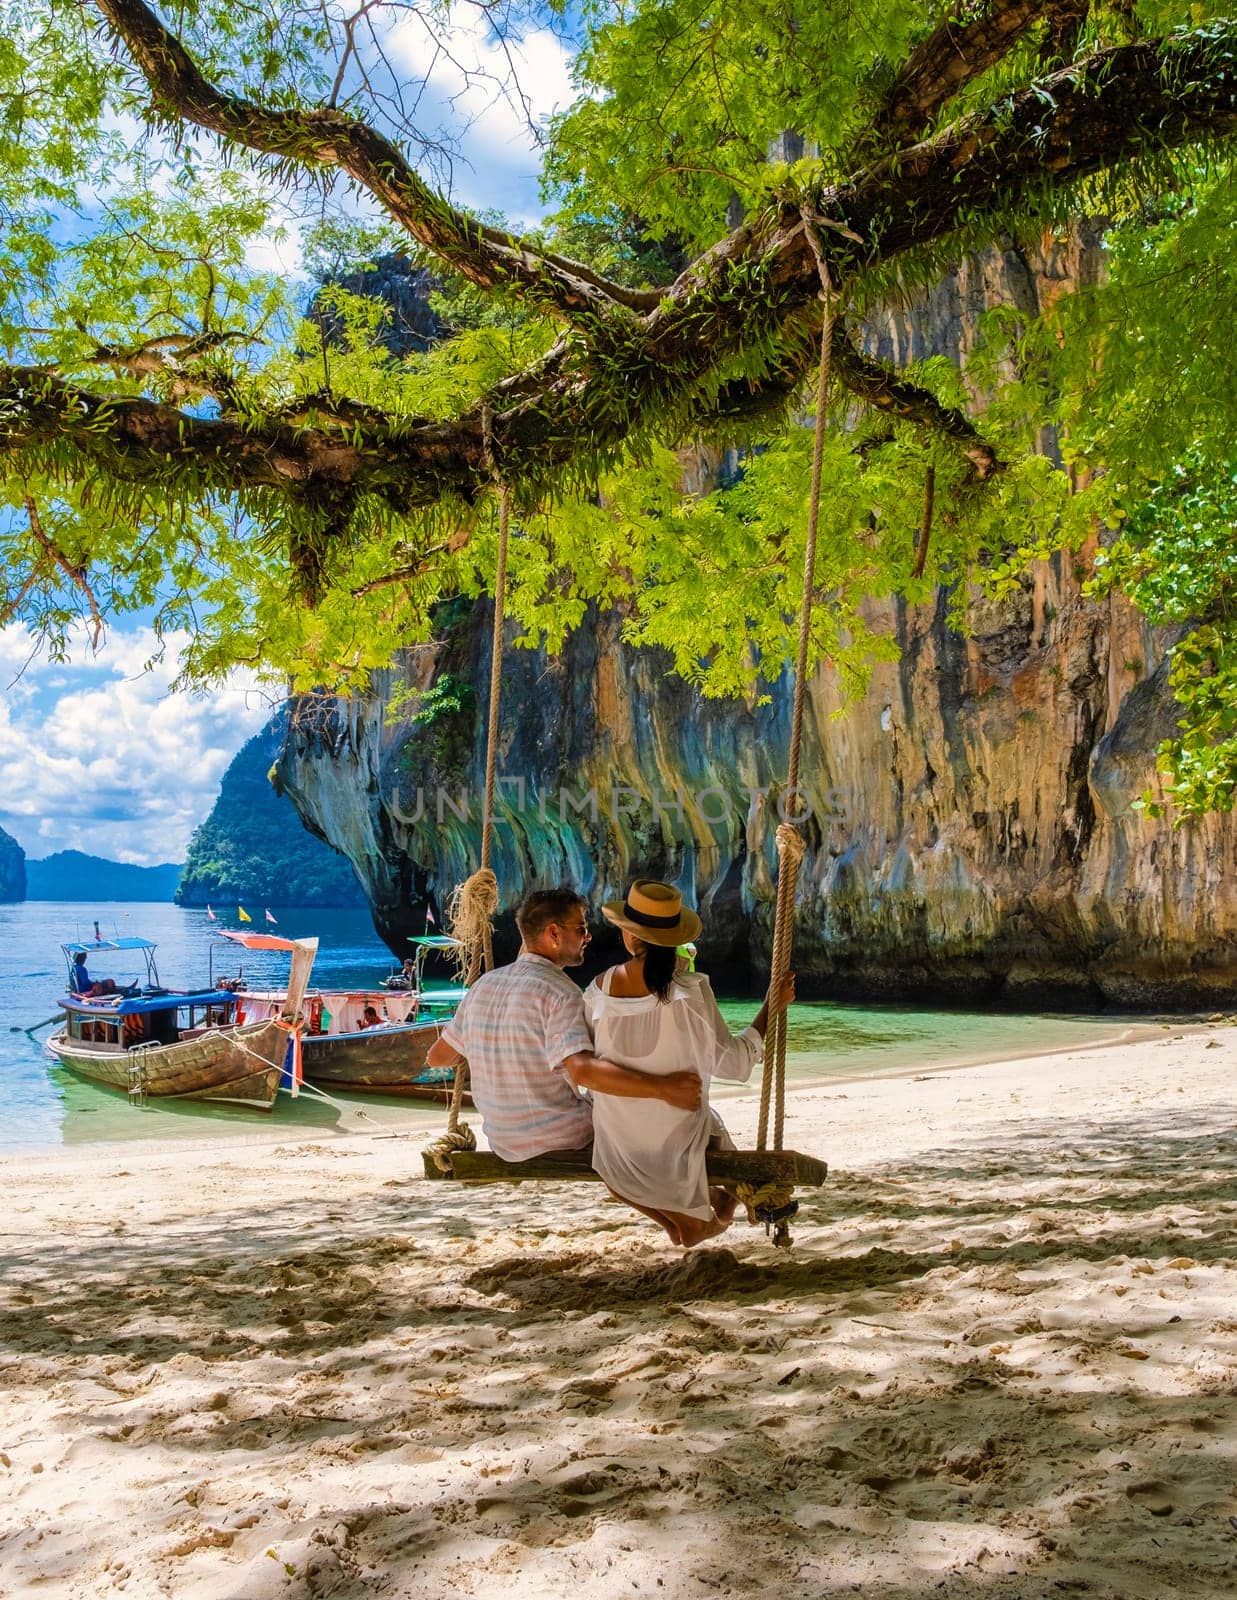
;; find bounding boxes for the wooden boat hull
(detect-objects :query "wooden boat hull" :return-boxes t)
[47,1018,289,1109]
[301,1021,472,1104]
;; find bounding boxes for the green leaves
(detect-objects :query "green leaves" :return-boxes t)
[544,1,931,253]
[3,0,1237,818]
[1089,455,1237,817]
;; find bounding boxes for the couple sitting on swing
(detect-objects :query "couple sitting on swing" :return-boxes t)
[427,882,795,1248]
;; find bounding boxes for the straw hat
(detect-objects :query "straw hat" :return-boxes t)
[602,880,702,946]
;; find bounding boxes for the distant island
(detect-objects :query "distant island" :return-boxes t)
[0,824,25,901]
[176,709,367,909]
[24,851,183,902]
[2,709,367,911]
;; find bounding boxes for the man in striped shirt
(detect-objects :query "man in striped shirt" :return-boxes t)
[427,887,701,1162]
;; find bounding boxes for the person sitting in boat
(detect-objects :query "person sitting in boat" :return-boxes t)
[359,1005,384,1030]
[584,880,795,1248]
[71,951,139,1000]
[71,952,118,997]
[426,886,702,1164]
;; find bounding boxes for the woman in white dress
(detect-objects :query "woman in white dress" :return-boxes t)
[584,880,795,1248]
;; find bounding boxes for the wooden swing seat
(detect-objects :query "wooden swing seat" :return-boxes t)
[421,1147,827,1187]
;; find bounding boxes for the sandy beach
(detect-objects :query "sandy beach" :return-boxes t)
[1,1024,1233,1599]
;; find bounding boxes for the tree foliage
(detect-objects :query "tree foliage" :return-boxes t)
[0,1,1235,813]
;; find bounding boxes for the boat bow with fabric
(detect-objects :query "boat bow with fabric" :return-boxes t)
[218,931,467,1103]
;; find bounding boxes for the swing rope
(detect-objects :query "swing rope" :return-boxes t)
[429,217,836,1211]
[737,221,834,1242]
[432,410,511,1159]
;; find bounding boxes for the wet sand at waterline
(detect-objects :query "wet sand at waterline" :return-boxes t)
[0,1025,1233,1598]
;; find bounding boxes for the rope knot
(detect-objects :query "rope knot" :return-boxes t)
[775,822,807,868]
[734,1180,798,1248]
[447,867,500,984]
[424,1124,477,1175]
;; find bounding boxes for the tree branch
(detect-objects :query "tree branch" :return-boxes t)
[10,28,1236,517]
[86,330,255,405]
[864,0,1065,152]
[0,568,39,630]
[23,493,106,647]
[624,30,1237,445]
[1041,0,1091,67]
[832,331,1002,479]
[685,310,1002,483]
[0,365,443,507]
[912,466,936,578]
[349,547,448,597]
[91,0,661,321]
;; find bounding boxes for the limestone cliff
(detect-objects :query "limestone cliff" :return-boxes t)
[275,231,1237,1007]
[0,824,25,902]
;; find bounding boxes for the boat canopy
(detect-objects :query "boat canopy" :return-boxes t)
[217,930,301,953]
[408,935,461,949]
[62,935,161,988]
[61,987,240,1016]
[63,937,157,954]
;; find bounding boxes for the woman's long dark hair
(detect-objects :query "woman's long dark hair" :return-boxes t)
[641,940,679,1004]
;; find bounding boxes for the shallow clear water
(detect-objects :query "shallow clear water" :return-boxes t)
[0,901,1131,1155]
[0,901,445,1153]
[714,998,1130,1090]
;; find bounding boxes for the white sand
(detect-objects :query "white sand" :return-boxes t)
[1,1025,1234,1599]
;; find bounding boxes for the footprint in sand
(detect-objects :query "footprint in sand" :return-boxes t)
[556,1374,615,1414]
[1126,1480,1175,1517]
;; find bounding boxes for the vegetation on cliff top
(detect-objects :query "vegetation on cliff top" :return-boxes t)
[0,824,25,902]
[176,710,366,908]
[0,2,1234,813]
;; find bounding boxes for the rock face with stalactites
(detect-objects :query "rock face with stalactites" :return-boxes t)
[274,229,1237,1007]
[0,824,25,902]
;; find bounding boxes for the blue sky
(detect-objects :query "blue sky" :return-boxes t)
[245,6,579,273]
[2,5,578,868]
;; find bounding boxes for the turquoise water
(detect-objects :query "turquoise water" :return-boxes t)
[713,998,1131,1093]
[0,901,1130,1155]
[0,901,446,1153]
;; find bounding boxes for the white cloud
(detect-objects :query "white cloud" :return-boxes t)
[0,625,275,866]
[382,7,576,222]
[242,212,305,278]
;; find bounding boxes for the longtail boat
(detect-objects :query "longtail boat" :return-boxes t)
[220,931,471,1104]
[46,932,319,1110]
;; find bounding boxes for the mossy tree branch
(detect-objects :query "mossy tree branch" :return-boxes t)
[91,0,661,322]
[863,0,1075,152]
[686,314,1002,482]
[15,18,1237,519]
[831,333,1002,479]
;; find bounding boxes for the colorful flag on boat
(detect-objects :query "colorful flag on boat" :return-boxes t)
[237,906,252,923]
[264,908,277,925]
[206,905,216,921]
[425,903,436,926]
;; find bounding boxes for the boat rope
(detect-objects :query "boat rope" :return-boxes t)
[436,407,511,1155]
[226,1021,380,1126]
[737,217,835,1247]
[292,1074,379,1125]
